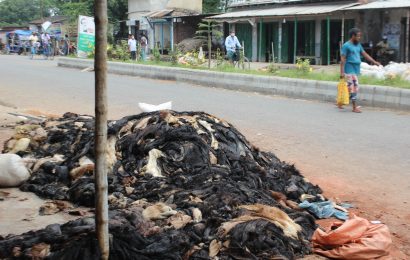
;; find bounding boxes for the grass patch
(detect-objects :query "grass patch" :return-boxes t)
[73,57,410,89]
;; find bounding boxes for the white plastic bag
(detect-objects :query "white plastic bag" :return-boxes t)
[138,101,172,112]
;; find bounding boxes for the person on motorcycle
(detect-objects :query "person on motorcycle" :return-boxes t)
[225,30,242,64]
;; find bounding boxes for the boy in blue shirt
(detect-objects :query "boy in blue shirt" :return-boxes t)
[340,28,381,113]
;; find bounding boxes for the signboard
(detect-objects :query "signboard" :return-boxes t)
[77,15,95,58]
[42,21,52,31]
[46,23,62,39]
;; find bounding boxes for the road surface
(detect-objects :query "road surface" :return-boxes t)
[1,55,409,256]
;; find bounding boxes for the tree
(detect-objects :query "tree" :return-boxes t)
[0,0,56,26]
[0,0,128,26]
[203,0,230,13]
[195,21,223,68]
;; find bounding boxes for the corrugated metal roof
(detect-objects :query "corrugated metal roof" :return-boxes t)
[145,9,174,18]
[209,2,358,20]
[347,0,410,10]
[229,0,303,7]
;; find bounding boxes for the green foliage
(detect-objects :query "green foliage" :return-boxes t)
[0,0,53,26]
[203,0,229,13]
[169,46,181,65]
[296,58,312,74]
[216,48,224,67]
[195,21,224,44]
[0,0,127,26]
[107,41,129,61]
[152,44,161,63]
[267,64,280,74]
[59,2,92,22]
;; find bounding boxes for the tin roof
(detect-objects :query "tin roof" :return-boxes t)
[229,0,304,8]
[209,2,357,20]
[346,0,410,10]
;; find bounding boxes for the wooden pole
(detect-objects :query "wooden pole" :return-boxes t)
[272,42,274,63]
[294,17,297,64]
[406,9,410,63]
[341,13,345,47]
[242,40,245,60]
[94,0,109,259]
[208,22,211,69]
[259,19,263,61]
[278,22,282,63]
[327,16,331,65]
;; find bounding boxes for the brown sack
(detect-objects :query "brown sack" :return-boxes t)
[312,214,392,259]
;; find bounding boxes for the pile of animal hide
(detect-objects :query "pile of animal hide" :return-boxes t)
[0,111,323,259]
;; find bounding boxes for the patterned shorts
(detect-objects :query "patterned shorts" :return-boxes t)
[346,74,359,101]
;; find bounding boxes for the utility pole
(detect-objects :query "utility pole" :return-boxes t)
[40,0,44,21]
[94,0,109,259]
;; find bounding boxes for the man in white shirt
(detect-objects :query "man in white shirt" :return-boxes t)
[225,30,242,64]
[128,34,137,61]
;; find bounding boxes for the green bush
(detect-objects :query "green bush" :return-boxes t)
[296,58,312,73]
[169,46,181,65]
[152,44,161,63]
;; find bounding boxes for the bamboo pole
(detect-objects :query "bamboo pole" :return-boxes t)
[327,16,330,65]
[406,9,410,63]
[94,0,109,259]
[271,42,274,63]
[294,17,297,64]
[208,22,211,69]
[341,13,345,47]
[259,19,263,61]
[278,22,282,63]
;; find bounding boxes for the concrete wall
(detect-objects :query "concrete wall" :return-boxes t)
[128,0,202,19]
[167,0,202,13]
[128,0,169,19]
[58,57,410,112]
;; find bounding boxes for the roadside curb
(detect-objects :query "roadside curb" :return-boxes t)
[58,57,410,111]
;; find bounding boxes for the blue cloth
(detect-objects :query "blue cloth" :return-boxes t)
[341,41,364,75]
[299,200,349,220]
[225,35,241,53]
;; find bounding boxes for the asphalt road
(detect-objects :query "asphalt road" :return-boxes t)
[1,55,409,255]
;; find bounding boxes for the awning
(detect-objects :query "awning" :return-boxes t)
[346,0,410,10]
[208,2,358,21]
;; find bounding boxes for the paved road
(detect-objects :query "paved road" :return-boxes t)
[1,55,409,255]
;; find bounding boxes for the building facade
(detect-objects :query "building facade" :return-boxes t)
[127,0,203,51]
[210,0,410,64]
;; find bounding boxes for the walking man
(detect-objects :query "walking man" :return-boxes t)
[140,34,148,61]
[340,28,381,113]
[128,34,137,61]
[225,30,241,64]
[41,32,51,58]
[63,34,70,56]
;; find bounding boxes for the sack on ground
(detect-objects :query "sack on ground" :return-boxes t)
[312,214,392,259]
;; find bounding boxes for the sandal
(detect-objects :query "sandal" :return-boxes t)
[352,106,362,113]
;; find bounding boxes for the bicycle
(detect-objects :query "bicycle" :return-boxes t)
[226,48,250,70]
[233,48,250,70]
[29,42,40,60]
[42,42,55,60]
